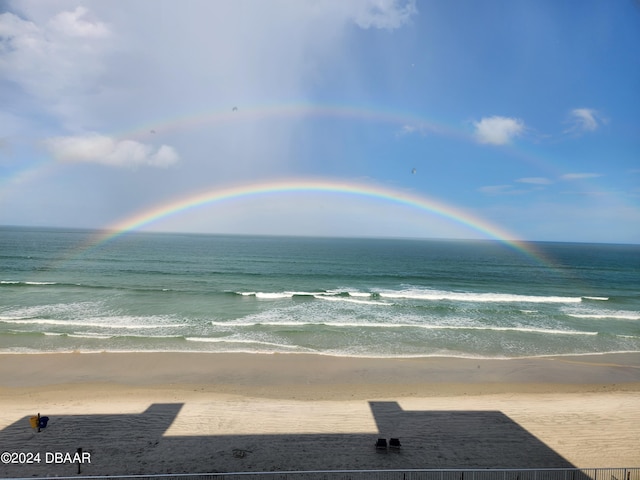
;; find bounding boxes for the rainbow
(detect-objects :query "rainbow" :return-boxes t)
[0,100,566,203]
[125,101,463,142]
[3,100,596,269]
[77,177,554,267]
[120,101,560,174]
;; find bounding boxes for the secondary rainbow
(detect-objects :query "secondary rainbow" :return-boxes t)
[121,100,561,174]
[126,101,462,142]
[0,100,570,203]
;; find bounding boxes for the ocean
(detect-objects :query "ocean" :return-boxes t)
[1,226,639,358]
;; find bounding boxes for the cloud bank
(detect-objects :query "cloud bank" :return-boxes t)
[0,7,112,129]
[1,1,419,177]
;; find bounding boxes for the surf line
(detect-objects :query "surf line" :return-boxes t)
[63,177,555,269]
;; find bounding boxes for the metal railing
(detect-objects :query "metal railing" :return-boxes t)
[10,467,640,480]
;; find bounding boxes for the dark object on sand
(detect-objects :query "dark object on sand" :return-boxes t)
[389,437,401,448]
[29,413,49,432]
[39,416,49,429]
[375,438,387,449]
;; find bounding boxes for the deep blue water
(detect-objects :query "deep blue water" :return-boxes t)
[1,226,639,358]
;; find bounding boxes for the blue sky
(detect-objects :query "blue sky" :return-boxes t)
[1,0,638,243]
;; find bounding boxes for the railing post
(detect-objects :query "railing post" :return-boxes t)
[5,466,640,480]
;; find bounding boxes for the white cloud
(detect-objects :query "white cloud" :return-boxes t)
[397,122,443,137]
[478,185,516,195]
[44,133,180,169]
[566,108,603,134]
[400,125,418,134]
[561,172,602,180]
[473,116,525,145]
[351,0,417,29]
[478,178,552,196]
[516,177,552,185]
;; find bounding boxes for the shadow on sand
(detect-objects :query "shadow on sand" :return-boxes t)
[0,401,581,476]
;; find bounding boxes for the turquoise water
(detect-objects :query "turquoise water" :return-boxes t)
[1,226,639,358]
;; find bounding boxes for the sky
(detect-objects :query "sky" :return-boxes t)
[1,0,639,243]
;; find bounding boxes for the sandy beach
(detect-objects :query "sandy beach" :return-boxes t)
[1,352,639,477]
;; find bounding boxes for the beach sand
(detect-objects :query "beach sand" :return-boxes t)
[1,352,639,477]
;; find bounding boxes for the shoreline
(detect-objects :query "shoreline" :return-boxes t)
[1,352,639,474]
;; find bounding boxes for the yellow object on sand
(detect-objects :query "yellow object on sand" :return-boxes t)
[29,416,38,428]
